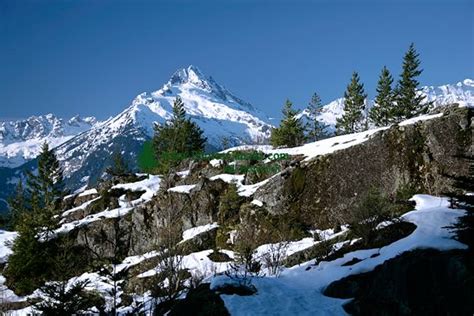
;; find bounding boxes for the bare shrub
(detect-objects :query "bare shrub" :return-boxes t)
[149,197,186,312]
[225,219,262,288]
[261,241,289,277]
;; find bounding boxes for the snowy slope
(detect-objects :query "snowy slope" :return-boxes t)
[212,195,467,315]
[0,114,97,168]
[299,78,474,130]
[123,65,272,145]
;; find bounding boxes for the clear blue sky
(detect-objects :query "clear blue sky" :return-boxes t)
[1,0,473,120]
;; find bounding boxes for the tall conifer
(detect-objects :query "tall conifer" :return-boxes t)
[336,72,367,134]
[306,93,328,141]
[370,66,395,127]
[394,43,429,121]
[270,99,306,148]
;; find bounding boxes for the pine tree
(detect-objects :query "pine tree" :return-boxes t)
[25,142,64,233]
[393,43,429,121]
[153,96,206,173]
[306,93,328,141]
[270,99,306,148]
[336,72,368,134]
[34,240,104,314]
[106,151,129,177]
[7,182,27,229]
[4,142,65,294]
[369,66,395,127]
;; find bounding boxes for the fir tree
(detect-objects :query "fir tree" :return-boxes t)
[393,43,429,121]
[270,99,306,148]
[7,181,27,229]
[4,142,65,294]
[369,66,395,127]
[306,93,328,141]
[34,240,104,314]
[336,72,368,135]
[106,151,129,177]
[153,96,206,173]
[26,142,64,228]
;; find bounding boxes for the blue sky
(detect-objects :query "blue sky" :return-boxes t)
[1,0,473,120]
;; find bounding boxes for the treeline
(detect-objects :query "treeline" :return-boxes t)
[271,43,429,148]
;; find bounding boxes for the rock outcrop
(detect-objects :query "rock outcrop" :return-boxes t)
[64,106,472,260]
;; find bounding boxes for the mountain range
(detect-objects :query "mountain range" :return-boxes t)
[0,66,473,211]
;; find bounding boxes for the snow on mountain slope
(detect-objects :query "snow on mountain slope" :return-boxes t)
[299,79,474,130]
[0,114,97,168]
[133,65,272,144]
[421,78,474,107]
[53,66,272,188]
[212,195,467,315]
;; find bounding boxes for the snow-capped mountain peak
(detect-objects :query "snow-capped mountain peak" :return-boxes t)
[300,78,474,128]
[49,66,272,188]
[169,65,209,87]
[421,78,474,107]
[0,114,98,168]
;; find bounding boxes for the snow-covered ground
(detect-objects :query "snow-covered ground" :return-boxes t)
[0,194,468,315]
[0,230,18,263]
[168,184,196,194]
[212,194,467,315]
[223,113,444,163]
[55,175,161,235]
[111,174,161,201]
[181,223,219,242]
[138,249,234,279]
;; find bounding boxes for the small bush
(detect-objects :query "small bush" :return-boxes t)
[217,185,244,226]
[347,187,393,245]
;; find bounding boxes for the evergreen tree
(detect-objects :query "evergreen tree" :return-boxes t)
[25,142,64,232]
[153,96,206,173]
[270,99,305,148]
[34,240,104,315]
[336,72,368,135]
[306,93,328,141]
[106,151,129,177]
[393,43,429,121]
[7,181,27,229]
[369,66,395,127]
[4,142,65,294]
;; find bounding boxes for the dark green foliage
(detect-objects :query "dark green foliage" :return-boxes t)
[138,140,158,173]
[34,280,105,315]
[5,236,91,296]
[5,228,54,295]
[153,96,207,173]
[217,185,244,225]
[7,181,27,229]
[270,99,306,148]
[306,92,328,141]
[369,66,395,127]
[106,151,130,177]
[347,187,393,245]
[4,143,69,295]
[393,43,429,121]
[24,142,65,232]
[336,72,368,134]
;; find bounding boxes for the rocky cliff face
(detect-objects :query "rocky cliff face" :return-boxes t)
[255,106,472,229]
[59,106,472,262]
